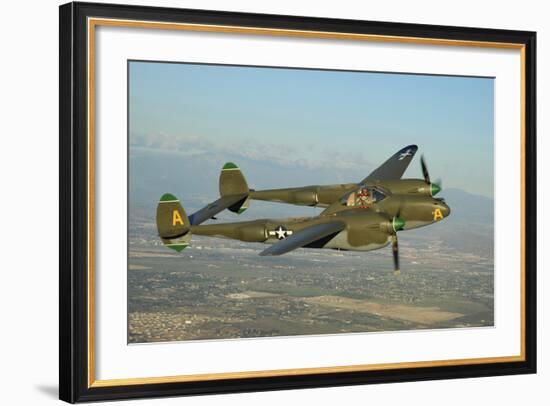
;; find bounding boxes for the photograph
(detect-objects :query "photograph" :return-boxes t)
[128,60,495,343]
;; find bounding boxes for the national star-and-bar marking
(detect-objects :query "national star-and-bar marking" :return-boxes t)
[268,225,294,240]
[398,148,413,160]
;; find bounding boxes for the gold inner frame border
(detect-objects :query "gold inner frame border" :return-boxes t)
[86,17,527,388]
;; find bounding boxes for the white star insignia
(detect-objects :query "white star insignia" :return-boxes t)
[398,149,413,160]
[269,225,294,240]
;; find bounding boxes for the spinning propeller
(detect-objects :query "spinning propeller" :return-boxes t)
[389,215,405,276]
[420,155,442,196]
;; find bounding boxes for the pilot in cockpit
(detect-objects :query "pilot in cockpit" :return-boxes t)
[345,186,386,208]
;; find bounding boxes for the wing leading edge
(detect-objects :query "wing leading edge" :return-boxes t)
[259,221,345,256]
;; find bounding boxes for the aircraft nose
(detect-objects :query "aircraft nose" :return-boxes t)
[432,199,450,220]
[441,202,451,217]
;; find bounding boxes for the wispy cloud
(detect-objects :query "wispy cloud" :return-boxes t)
[131,132,374,172]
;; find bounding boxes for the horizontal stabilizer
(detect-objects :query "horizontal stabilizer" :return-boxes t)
[259,221,345,256]
[188,194,248,225]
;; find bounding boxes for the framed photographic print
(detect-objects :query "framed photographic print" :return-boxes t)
[59,1,537,403]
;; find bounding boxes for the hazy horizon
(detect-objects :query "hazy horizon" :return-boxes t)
[129,60,494,198]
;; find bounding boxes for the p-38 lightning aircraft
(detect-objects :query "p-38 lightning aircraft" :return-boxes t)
[156,145,450,273]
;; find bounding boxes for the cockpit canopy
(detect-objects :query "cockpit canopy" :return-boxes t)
[339,185,388,208]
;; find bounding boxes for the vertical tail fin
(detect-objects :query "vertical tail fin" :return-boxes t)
[156,193,191,252]
[219,162,250,214]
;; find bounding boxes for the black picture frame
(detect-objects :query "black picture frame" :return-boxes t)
[59,1,537,403]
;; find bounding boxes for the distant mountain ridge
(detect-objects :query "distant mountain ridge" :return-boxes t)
[129,146,494,258]
[438,188,493,225]
[130,146,493,222]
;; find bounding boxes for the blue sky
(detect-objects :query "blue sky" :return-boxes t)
[129,61,494,197]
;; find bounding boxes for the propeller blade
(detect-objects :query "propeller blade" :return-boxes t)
[391,234,400,275]
[421,155,443,196]
[420,154,431,184]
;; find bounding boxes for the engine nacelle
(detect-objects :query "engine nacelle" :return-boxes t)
[290,187,319,205]
[236,221,269,242]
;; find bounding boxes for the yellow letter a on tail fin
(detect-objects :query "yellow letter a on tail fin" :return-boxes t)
[172,209,184,226]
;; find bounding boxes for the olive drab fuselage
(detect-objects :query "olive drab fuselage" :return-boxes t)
[250,179,438,208]
[190,192,450,252]
[156,145,451,270]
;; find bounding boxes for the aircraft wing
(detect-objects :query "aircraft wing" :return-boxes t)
[259,221,345,256]
[188,194,248,225]
[361,145,418,183]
